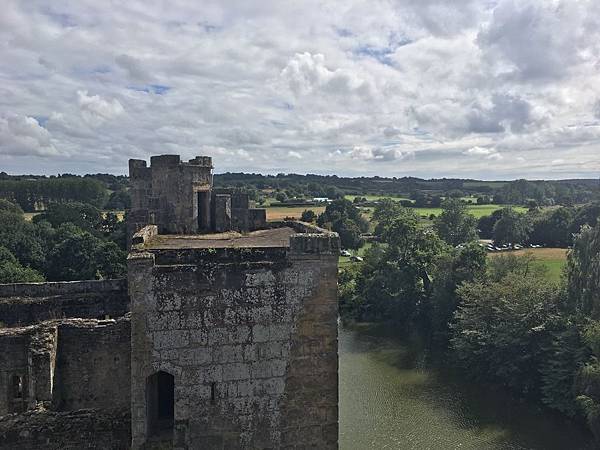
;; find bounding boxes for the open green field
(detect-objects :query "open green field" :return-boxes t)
[414,204,528,219]
[488,248,567,282]
[339,242,373,267]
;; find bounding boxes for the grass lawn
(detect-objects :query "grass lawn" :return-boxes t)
[339,242,373,268]
[266,205,326,221]
[488,247,568,282]
[414,204,528,219]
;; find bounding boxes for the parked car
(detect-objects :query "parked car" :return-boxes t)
[340,250,352,257]
[349,256,364,262]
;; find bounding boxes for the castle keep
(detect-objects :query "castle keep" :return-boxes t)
[0,155,340,449]
[128,155,266,239]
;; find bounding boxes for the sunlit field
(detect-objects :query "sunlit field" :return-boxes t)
[488,248,568,282]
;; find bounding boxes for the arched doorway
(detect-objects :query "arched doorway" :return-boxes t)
[146,371,174,438]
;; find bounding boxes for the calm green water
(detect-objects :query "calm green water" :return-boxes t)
[339,324,595,450]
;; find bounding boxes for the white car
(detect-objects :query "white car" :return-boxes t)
[340,250,352,257]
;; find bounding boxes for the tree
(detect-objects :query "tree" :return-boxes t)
[105,190,131,210]
[0,246,44,283]
[45,225,126,281]
[0,209,45,271]
[433,199,478,246]
[429,242,487,344]
[452,273,562,395]
[477,209,504,239]
[335,219,363,250]
[33,202,103,233]
[317,199,368,249]
[300,209,316,223]
[351,212,448,323]
[529,207,575,247]
[565,222,600,317]
[492,208,530,245]
[372,198,406,237]
[0,199,24,215]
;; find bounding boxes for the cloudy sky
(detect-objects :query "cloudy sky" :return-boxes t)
[1,0,600,179]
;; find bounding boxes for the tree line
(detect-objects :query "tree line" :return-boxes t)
[0,173,130,212]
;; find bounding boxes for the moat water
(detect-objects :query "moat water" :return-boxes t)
[338,323,595,450]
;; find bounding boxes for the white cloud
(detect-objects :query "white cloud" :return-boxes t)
[281,52,375,101]
[0,114,58,156]
[77,90,124,126]
[464,146,503,161]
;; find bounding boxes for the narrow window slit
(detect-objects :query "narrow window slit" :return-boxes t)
[210,383,216,405]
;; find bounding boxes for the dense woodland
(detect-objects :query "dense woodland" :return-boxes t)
[1,170,600,440]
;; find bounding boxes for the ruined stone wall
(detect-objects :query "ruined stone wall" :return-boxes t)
[0,328,31,415]
[0,318,130,419]
[128,232,339,449]
[0,408,131,450]
[0,280,128,327]
[52,318,131,411]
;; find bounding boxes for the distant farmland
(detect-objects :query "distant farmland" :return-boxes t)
[488,248,568,282]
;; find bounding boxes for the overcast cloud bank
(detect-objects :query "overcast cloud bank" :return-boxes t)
[1,0,599,179]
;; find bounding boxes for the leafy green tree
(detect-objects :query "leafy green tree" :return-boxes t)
[452,273,562,395]
[372,198,405,237]
[45,225,126,281]
[352,212,448,322]
[576,322,600,441]
[565,223,600,317]
[105,190,131,210]
[0,199,24,215]
[429,242,487,343]
[300,209,316,223]
[33,202,102,233]
[477,209,504,239]
[317,199,368,249]
[0,246,44,283]
[0,209,45,271]
[492,208,530,245]
[335,219,363,250]
[529,207,575,247]
[433,199,478,246]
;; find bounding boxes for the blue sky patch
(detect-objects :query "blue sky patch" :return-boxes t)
[128,85,171,95]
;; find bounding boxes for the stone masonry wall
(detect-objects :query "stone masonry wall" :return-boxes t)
[0,318,130,419]
[128,233,339,449]
[0,279,128,328]
[52,318,131,411]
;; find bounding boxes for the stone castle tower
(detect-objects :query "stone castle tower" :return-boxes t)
[127,155,340,449]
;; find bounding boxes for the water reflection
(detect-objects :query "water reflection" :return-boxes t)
[339,323,595,450]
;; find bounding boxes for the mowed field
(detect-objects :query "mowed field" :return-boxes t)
[266,206,326,221]
[414,204,528,219]
[488,247,568,282]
